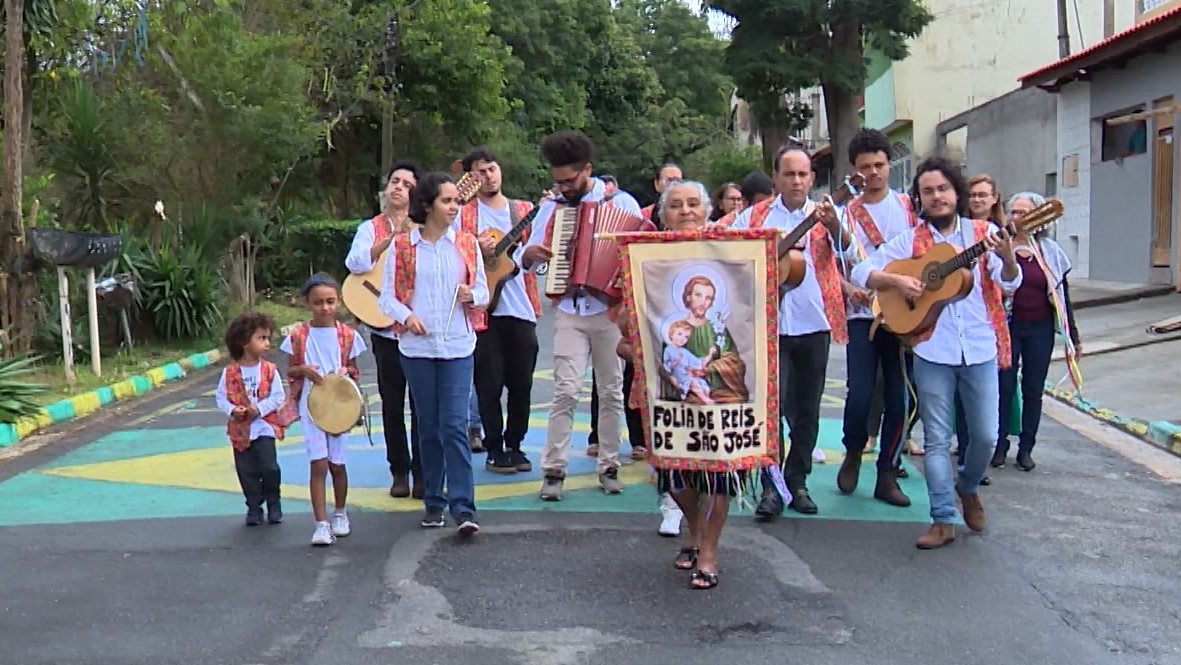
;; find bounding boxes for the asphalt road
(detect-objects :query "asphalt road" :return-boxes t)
[1,307,1179,665]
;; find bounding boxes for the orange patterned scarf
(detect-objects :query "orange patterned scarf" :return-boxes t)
[747,198,848,344]
[910,220,1012,369]
[459,199,543,318]
[844,191,918,247]
[392,231,488,333]
[225,360,285,450]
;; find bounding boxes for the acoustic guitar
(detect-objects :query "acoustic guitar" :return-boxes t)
[773,173,866,291]
[341,171,481,329]
[872,198,1065,339]
[482,203,544,312]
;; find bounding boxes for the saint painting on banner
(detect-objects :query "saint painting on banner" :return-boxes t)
[618,227,781,474]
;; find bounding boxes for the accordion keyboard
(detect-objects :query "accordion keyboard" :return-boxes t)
[544,206,577,296]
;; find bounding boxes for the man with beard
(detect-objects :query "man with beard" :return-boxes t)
[454,147,541,475]
[730,142,850,517]
[659,275,748,402]
[344,161,422,499]
[852,156,1020,549]
[520,130,643,501]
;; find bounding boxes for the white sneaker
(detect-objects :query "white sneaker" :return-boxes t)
[658,493,682,537]
[812,447,828,463]
[331,511,351,537]
[311,520,335,546]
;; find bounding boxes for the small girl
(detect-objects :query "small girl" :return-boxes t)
[281,273,367,547]
[215,312,286,527]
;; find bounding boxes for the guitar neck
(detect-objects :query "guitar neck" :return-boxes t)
[776,210,820,255]
[493,205,542,255]
[935,222,1012,277]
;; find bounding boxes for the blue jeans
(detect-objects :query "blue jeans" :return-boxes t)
[400,354,477,519]
[912,356,998,524]
[998,317,1055,454]
[842,319,907,471]
[467,382,483,435]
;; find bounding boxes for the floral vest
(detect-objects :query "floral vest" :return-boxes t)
[224,360,285,451]
[459,198,543,319]
[640,204,655,222]
[910,220,1012,369]
[716,208,738,227]
[275,321,361,425]
[843,191,918,248]
[391,231,488,333]
[748,198,849,344]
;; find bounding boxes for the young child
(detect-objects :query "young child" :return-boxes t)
[663,319,716,404]
[281,273,366,547]
[215,312,287,526]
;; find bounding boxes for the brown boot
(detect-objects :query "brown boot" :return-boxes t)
[957,487,986,532]
[389,474,410,498]
[916,523,955,549]
[837,451,862,494]
[873,469,911,507]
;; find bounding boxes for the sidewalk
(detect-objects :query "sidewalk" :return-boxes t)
[1047,288,1181,454]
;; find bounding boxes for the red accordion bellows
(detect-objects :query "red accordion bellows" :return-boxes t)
[544,200,649,300]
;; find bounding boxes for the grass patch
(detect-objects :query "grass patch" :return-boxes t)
[28,297,309,406]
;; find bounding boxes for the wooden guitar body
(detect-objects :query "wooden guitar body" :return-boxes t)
[481,227,521,312]
[777,247,807,288]
[341,253,395,330]
[874,242,975,337]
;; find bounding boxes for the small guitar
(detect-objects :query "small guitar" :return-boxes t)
[482,203,544,312]
[341,171,481,329]
[873,198,1065,339]
[773,173,866,291]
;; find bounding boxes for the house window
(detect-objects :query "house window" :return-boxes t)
[1045,172,1057,197]
[1140,0,1170,13]
[1100,111,1149,161]
[888,142,913,191]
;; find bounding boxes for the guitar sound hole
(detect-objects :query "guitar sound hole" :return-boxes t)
[363,281,380,297]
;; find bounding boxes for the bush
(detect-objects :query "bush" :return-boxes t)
[129,243,226,341]
[0,353,48,423]
[258,218,360,289]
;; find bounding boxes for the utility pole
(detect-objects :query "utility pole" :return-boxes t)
[1056,0,1072,58]
[1103,0,1115,38]
[381,12,400,176]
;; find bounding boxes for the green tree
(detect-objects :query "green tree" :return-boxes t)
[710,0,933,179]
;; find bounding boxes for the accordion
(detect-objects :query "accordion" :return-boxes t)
[543,200,649,301]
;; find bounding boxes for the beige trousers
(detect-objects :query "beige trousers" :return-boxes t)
[542,309,624,474]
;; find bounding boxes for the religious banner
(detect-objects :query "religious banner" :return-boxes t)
[618,227,781,473]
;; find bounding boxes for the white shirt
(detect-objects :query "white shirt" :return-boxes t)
[850,218,1023,366]
[845,192,913,321]
[449,199,536,323]
[523,177,642,317]
[730,195,856,337]
[279,326,367,441]
[377,227,490,359]
[345,215,401,340]
[214,362,286,441]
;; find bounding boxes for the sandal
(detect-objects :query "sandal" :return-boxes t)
[690,569,719,590]
[673,547,699,570]
[905,438,924,456]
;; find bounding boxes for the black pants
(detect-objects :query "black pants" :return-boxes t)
[999,317,1055,453]
[371,333,420,479]
[474,316,539,454]
[776,332,830,490]
[589,368,643,451]
[841,319,908,471]
[233,436,280,511]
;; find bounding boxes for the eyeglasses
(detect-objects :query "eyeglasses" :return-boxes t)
[968,192,994,200]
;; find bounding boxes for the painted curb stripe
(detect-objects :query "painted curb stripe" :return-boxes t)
[1046,382,1181,456]
[0,348,226,449]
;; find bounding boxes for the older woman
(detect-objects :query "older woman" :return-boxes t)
[994,191,1080,472]
[618,180,738,590]
[711,182,743,221]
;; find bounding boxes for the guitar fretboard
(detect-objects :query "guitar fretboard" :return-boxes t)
[494,205,542,256]
[934,221,1015,278]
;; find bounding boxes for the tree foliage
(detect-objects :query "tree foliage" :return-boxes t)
[710,0,932,175]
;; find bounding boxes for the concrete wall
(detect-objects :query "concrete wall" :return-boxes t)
[1087,44,1181,285]
[958,87,1058,203]
[1056,83,1093,278]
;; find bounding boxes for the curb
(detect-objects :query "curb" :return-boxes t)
[1072,285,1174,310]
[0,322,303,449]
[1045,383,1181,456]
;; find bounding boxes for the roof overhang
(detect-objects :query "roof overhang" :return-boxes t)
[1019,6,1181,92]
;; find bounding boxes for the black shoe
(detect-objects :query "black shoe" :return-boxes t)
[266,500,283,524]
[420,507,445,528]
[508,450,532,472]
[788,488,818,515]
[754,487,784,521]
[485,451,518,474]
[456,512,480,536]
[895,466,910,479]
[1016,450,1036,471]
[245,509,263,527]
[990,448,1007,468]
[980,475,992,486]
